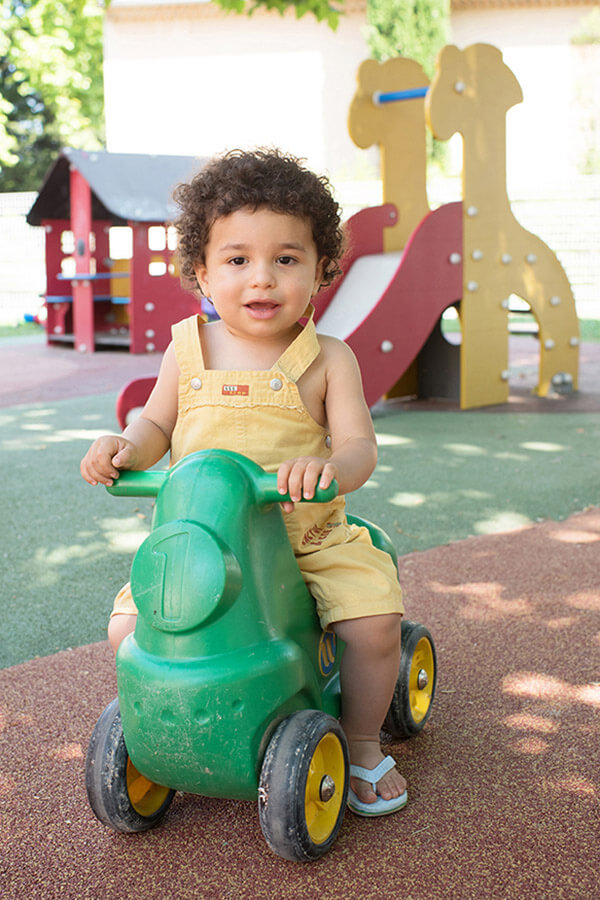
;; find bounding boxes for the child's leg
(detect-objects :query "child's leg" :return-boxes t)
[107,613,137,654]
[333,613,405,804]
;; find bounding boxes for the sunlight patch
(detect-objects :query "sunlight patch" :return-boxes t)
[45,428,115,443]
[509,736,549,755]
[108,531,150,553]
[389,492,426,508]
[444,442,486,456]
[521,441,567,452]
[503,713,558,734]
[549,529,600,545]
[474,512,531,534]
[376,433,414,447]
[22,408,56,418]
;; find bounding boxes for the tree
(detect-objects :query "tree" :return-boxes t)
[1,0,105,191]
[366,0,449,76]
[217,0,341,29]
[366,0,449,164]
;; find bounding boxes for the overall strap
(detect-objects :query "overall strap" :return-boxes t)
[276,305,321,383]
[172,314,206,373]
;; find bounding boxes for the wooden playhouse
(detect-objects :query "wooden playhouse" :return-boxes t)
[27,148,206,353]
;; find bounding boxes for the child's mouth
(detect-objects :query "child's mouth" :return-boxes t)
[245,302,280,319]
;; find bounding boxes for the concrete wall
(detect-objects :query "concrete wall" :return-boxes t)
[450,6,599,188]
[103,0,373,180]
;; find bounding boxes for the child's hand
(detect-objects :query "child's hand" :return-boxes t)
[276,457,338,513]
[80,435,140,486]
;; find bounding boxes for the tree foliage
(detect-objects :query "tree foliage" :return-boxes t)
[218,0,341,29]
[366,0,449,77]
[0,0,104,191]
[366,0,449,164]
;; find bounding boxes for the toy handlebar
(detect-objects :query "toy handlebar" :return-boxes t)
[106,468,338,504]
[106,471,166,497]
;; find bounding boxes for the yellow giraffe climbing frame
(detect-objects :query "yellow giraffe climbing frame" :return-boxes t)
[347,43,579,409]
[426,43,579,408]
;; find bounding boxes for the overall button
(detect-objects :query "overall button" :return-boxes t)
[269,377,283,391]
[190,377,202,390]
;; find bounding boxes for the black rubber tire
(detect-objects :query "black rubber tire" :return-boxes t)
[383,620,437,739]
[85,697,175,832]
[258,709,349,861]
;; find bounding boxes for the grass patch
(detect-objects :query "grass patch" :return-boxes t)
[0,322,44,339]
[442,314,600,342]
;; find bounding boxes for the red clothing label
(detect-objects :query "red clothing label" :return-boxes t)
[221,384,249,396]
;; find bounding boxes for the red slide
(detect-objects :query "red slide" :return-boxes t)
[314,202,463,407]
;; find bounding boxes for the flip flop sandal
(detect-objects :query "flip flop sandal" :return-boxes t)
[347,755,408,817]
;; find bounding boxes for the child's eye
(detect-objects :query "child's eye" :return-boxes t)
[228,256,247,266]
[277,255,296,265]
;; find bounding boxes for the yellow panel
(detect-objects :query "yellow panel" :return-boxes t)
[348,58,430,252]
[426,43,579,408]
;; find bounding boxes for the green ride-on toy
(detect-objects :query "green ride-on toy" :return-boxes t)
[85,449,436,861]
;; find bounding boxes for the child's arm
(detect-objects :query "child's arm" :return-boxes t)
[277,338,377,507]
[80,343,180,486]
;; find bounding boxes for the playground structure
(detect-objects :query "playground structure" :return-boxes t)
[26,149,204,354]
[314,43,580,409]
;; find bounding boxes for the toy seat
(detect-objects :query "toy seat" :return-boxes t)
[116,377,157,430]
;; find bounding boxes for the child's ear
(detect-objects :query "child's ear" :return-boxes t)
[312,257,327,295]
[194,263,209,297]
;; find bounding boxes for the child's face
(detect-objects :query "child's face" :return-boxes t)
[194,207,325,339]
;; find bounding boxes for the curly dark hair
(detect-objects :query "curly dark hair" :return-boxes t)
[172,148,345,294]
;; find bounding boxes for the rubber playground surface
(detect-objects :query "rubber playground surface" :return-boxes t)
[1,333,599,899]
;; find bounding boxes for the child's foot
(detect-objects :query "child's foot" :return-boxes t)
[347,739,406,804]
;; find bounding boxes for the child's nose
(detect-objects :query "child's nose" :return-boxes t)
[250,261,276,288]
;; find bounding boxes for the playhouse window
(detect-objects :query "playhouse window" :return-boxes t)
[61,230,75,254]
[149,260,168,277]
[109,226,133,260]
[148,226,166,251]
[167,226,178,251]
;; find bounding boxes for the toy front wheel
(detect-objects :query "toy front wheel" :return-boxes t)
[259,710,349,861]
[85,697,175,832]
[384,620,437,739]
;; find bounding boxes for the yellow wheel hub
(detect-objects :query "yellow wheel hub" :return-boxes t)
[304,733,345,844]
[409,637,435,723]
[126,759,171,816]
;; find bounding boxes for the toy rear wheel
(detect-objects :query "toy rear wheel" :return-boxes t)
[384,620,437,739]
[85,697,175,832]
[258,709,349,861]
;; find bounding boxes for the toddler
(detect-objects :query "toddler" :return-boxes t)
[80,149,406,816]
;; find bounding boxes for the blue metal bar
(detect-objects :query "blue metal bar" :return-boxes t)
[373,87,428,105]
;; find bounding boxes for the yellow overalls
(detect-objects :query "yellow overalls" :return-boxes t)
[112,313,403,628]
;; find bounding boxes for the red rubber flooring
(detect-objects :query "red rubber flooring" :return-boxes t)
[1,509,599,899]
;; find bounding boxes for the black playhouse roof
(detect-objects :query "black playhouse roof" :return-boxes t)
[27,148,206,226]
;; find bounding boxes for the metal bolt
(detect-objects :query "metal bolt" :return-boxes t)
[417,669,429,690]
[320,775,336,802]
